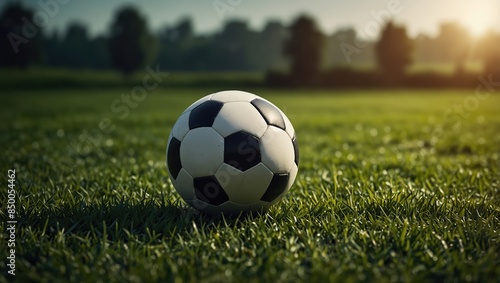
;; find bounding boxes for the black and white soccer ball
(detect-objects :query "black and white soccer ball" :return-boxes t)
[166,90,299,214]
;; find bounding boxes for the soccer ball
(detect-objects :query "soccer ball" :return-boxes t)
[166,90,299,214]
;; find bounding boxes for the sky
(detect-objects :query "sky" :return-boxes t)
[5,0,500,38]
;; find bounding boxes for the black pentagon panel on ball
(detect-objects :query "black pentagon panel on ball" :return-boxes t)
[167,137,182,179]
[260,173,289,202]
[224,131,261,171]
[292,135,299,166]
[250,99,286,130]
[189,100,224,129]
[193,176,229,206]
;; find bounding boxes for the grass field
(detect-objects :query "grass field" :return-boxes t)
[1,88,499,282]
[0,63,484,89]
[0,69,264,89]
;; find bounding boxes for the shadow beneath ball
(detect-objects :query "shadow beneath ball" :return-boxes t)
[188,206,271,227]
[18,198,278,266]
[20,198,269,244]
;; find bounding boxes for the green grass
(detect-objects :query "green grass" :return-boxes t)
[0,62,484,89]
[1,88,499,282]
[406,61,483,74]
[332,61,483,74]
[0,68,264,89]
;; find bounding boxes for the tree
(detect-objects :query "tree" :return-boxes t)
[43,24,111,69]
[255,21,288,70]
[0,3,42,68]
[172,18,193,42]
[436,23,471,73]
[210,20,255,71]
[326,28,375,67]
[157,18,194,71]
[285,15,324,84]
[62,22,90,68]
[108,6,156,76]
[88,36,111,70]
[476,31,500,80]
[376,21,413,81]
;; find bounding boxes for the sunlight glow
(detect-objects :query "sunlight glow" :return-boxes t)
[446,1,497,37]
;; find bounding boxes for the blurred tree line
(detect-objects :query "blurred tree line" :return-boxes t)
[0,3,289,74]
[0,3,499,87]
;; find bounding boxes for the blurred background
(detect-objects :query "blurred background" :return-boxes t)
[1,0,499,88]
